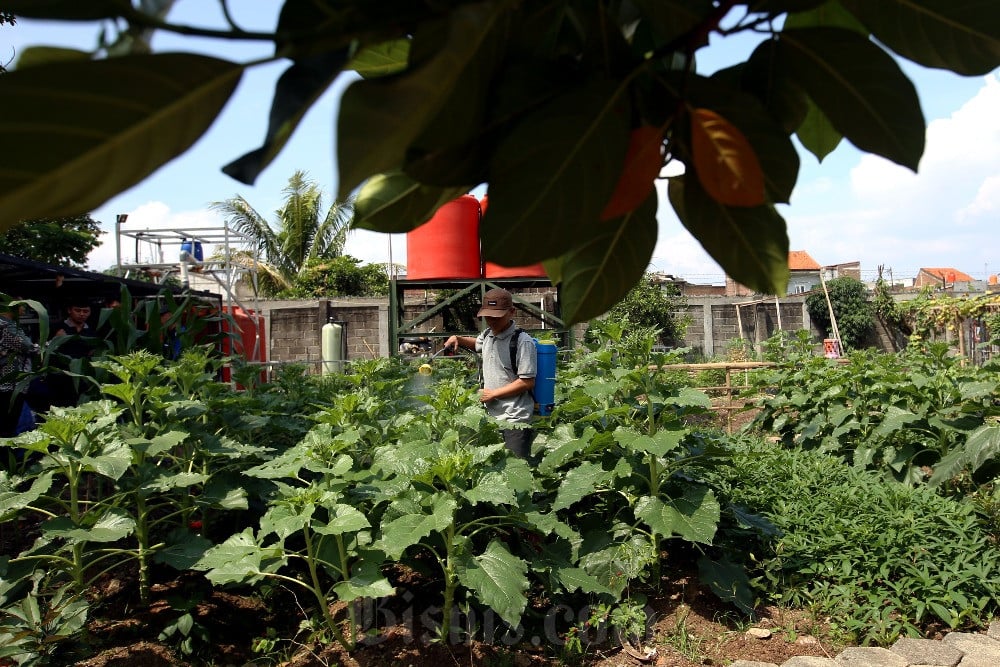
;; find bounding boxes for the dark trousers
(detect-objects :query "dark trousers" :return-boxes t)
[0,390,25,438]
[502,428,536,462]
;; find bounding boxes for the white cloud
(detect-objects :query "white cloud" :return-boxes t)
[955,174,1000,225]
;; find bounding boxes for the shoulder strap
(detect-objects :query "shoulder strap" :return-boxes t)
[509,327,523,375]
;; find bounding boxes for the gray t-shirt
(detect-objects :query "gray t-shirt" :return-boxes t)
[476,322,536,423]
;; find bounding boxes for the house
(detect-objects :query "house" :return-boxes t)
[785,250,822,294]
[914,267,975,289]
[725,251,858,296]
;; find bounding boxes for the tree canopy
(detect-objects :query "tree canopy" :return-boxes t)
[0,214,102,267]
[0,1,996,323]
[806,276,874,350]
[210,170,353,297]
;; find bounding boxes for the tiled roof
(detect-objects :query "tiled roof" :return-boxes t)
[788,250,821,271]
[920,267,975,282]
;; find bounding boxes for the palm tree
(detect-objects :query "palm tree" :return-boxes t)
[211,171,353,296]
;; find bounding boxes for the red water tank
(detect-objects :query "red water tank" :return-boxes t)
[479,195,547,279]
[221,306,266,384]
[406,195,481,279]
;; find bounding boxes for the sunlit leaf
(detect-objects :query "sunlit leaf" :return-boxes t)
[14,46,91,69]
[353,170,469,233]
[690,108,766,207]
[796,97,842,162]
[347,38,411,78]
[456,540,528,627]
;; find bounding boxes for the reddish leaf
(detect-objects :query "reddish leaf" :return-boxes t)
[690,108,766,207]
[600,125,664,221]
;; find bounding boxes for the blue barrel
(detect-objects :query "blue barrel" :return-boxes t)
[534,339,557,416]
[180,239,203,261]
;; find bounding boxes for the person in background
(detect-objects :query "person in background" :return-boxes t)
[0,301,39,438]
[49,296,96,406]
[444,288,537,460]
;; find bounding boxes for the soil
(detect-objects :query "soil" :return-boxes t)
[59,557,846,667]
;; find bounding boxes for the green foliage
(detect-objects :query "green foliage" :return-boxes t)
[280,255,389,298]
[601,274,689,347]
[4,319,1000,657]
[3,2,995,324]
[0,214,102,267]
[750,344,1000,485]
[805,277,874,349]
[709,439,1000,645]
[210,170,354,297]
[896,292,1000,347]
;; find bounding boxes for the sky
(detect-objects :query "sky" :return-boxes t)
[4,3,999,285]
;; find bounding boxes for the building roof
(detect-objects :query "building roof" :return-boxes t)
[919,267,975,283]
[788,250,822,271]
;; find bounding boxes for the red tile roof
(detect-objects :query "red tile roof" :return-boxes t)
[788,250,821,271]
[920,268,975,282]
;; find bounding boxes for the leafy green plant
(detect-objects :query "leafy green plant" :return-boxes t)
[0,572,89,667]
[708,438,1000,644]
[805,277,874,350]
[749,344,1000,484]
[600,273,690,347]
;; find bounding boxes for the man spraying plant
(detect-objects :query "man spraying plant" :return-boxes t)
[445,288,537,460]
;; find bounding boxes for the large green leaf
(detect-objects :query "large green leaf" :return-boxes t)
[554,566,612,595]
[635,487,720,543]
[668,175,789,295]
[154,533,212,570]
[195,529,282,584]
[698,554,753,612]
[403,10,510,186]
[796,96,842,162]
[553,461,615,511]
[930,423,1000,485]
[43,508,135,544]
[782,1,868,32]
[353,171,469,233]
[457,540,529,628]
[0,472,53,520]
[376,494,457,559]
[548,192,657,324]
[0,53,242,227]
[482,78,629,268]
[337,3,506,198]
[332,555,395,602]
[314,504,371,535]
[777,27,925,170]
[839,0,1000,75]
[224,51,347,185]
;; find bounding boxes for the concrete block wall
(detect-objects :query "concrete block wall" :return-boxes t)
[257,294,826,370]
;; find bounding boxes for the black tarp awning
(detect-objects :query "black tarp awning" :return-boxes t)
[0,252,220,314]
